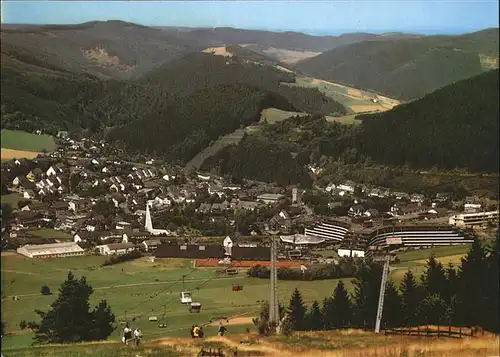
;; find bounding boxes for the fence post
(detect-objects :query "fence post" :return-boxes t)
[459,327,462,338]
[437,325,440,338]
[448,325,451,337]
[417,326,419,336]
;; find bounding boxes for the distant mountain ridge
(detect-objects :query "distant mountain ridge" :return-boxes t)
[295,28,499,100]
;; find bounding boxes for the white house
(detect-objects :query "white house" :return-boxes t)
[96,243,135,255]
[17,242,85,258]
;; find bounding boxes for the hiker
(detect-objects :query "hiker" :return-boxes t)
[123,324,132,345]
[198,326,204,338]
[190,325,195,338]
[134,327,142,347]
[218,323,227,337]
[193,325,200,338]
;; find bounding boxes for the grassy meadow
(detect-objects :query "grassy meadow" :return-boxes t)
[1,245,470,350]
[3,330,498,357]
[1,129,56,153]
[1,193,24,207]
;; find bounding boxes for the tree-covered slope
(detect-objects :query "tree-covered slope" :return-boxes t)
[295,28,499,100]
[106,84,296,164]
[203,70,499,185]
[143,52,346,116]
[356,69,499,172]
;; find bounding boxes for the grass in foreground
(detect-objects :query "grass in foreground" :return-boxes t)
[1,129,56,152]
[3,330,498,357]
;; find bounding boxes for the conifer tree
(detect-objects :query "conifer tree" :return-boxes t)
[458,240,487,327]
[420,256,447,298]
[351,263,382,328]
[418,294,449,325]
[321,297,335,330]
[306,301,324,331]
[331,280,351,328]
[287,288,307,331]
[484,229,499,332]
[400,270,421,326]
[383,281,403,328]
[27,272,116,344]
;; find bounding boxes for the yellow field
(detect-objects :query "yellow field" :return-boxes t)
[1,148,41,160]
[202,46,234,57]
[347,88,363,98]
[349,105,382,113]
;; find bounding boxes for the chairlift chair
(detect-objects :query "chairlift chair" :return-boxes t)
[189,302,202,313]
[180,291,192,304]
[148,316,158,322]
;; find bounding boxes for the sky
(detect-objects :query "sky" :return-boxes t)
[1,1,499,36]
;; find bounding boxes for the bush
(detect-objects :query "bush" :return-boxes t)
[101,250,142,266]
[40,285,52,295]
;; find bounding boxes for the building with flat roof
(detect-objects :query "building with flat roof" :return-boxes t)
[17,242,85,259]
[449,210,498,228]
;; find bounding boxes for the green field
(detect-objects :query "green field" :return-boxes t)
[1,129,56,152]
[260,108,361,125]
[1,245,470,349]
[1,193,24,207]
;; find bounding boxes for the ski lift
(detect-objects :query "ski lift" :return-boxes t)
[180,291,192,304]
[148,316,158,322]
[226,268,238,276]
[232,284,243,292]
[189,302,202,313]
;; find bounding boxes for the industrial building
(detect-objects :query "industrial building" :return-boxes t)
[17,242,85,258]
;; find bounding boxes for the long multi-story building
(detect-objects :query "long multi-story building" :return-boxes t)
[304,219,476,252]
[304,220,350,242]
[449,210,499,228]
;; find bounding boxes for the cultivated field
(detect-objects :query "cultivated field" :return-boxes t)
[1,148,41,161]
[201,46,234,57]
[238,44,322,64]
[284,76,401,115]
[3,329,498,357]
[260,108,362,125]
[0,245,470,349]
[1,129,56,154]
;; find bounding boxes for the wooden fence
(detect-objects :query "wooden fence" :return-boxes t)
[383,325,476,338]
[197,347,239,357]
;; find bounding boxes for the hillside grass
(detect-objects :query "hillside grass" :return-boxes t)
[3,330,498,357]
[260,108,361,125]
[1,193,24,207]
[26,228,73,240]
[1,246,471,349]
[1,129,56,152]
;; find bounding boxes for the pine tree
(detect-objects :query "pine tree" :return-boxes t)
[331,280,351,328]
[418,294,449,325]
[458,239,487,327]
[421,256,447,298]
[287,288,307,331]
[400,270,421,326]
[306,301,323,331]
[89,300,116,340]
[444,263,458,303]
[484,229,499,332]
[27,272,116,344]
[321,297,335,330]
[383,281,403,328]
[351,262,382,328]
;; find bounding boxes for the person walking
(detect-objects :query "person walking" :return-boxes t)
[193,325,200,338]
[133,327,142,347]
[198,326,204,338]
[190,325,195,338]
[123,324,132,345]
[218,323,227,337]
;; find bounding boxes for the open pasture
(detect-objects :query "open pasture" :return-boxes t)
[1,129,56,153]
[1,245,470,349]
[286,76,401,115]
[260,108,361,125]
[0,254,352,348]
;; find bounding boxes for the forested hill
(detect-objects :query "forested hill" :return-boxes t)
[295,28,499,100]
[356,69,499,172]
[202,70,499,186]
[106,84,295,164]
[142,52,346,116]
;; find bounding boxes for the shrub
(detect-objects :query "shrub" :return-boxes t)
[40,285,52,295]
[101,250,142,266]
